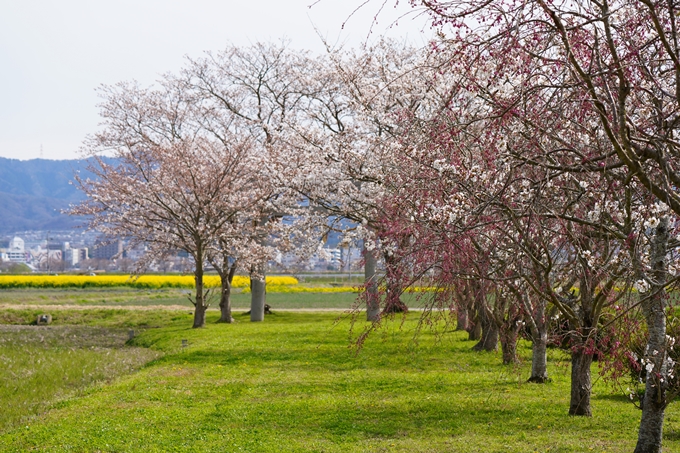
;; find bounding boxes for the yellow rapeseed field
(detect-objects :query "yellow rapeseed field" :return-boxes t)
[0,274,298,289]
[0,274,444,294]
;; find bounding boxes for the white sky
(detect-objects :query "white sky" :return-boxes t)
[0,0,433,161]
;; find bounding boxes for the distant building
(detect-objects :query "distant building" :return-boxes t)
[124,243,146,261]
[46,241,64,251]
[92,239,123,260]
[8,237,27,262]
[64,248,79,266]
[63,247,90,267]
[29,246,62,269]
[328,248,342,264]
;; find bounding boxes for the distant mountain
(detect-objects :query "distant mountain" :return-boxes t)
[0,157,92,234]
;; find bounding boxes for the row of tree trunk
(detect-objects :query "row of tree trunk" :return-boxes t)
[201,232,669,451]
[192,260,268,328]
[442,276,601,420]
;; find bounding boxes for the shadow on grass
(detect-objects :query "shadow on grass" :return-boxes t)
[595,393,633,403]
[664,429,680,441]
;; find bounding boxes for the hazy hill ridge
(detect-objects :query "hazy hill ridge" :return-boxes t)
[0,157,91,234]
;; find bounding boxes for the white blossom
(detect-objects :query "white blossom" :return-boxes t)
[634,279,650,293]
[644,217,660,229]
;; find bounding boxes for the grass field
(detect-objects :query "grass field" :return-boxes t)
[0,288,363,310]
[0,290,678,452]
[0,287,433,310]
[0,324,159,432]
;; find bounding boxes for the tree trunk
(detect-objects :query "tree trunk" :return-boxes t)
[467,308,482,341]
[382,253,408,314]
[192,253,207,328]
[250,263,266,322]
[218,264,236,323]
[365,245,380,322]
[528,329,549,383]
[569,349,593,416]
[636,381,666,453]
[218,279,233,323]
[472,308,498,352]
[528,302,550,383]
[383,279,408,314]
[456,306,468,331]
[635,216,669,453]
[500,320,521,365]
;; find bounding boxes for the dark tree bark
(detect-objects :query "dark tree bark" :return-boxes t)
[192,247,208,328]
[467,307,482,341]
[472,307,498,352]
[566,272,598,416]
[500,328,518,364]
[470,280,497,352]
[569,349,593,416]
[455,282,471,331]
[382,253,409,314]
[218,261,237,323]
[456,306,469,331]
[500,317,522,365]
[489,289,523,364]
[635,217,670,453]
[462,282,482,340]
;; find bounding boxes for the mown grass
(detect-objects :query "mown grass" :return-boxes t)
[1,310,679,452]
[0,288,365,309]
[0,288,432,311]
[0,307,190,327]
[0,288,193,307]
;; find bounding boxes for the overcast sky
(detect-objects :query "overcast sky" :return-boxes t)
[0,1,432,161]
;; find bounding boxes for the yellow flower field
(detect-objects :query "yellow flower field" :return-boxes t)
[0,274,446,294]
[0,274,298,289]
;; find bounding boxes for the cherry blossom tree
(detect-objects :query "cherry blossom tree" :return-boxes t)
[81,42,328,326]
[72,136,262,328]
[182,42,328,321]
[280,39,455,321]
[368,43,679,417]
[361,0,680,445]
[71,65,282,327]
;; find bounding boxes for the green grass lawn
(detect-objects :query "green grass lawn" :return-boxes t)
[0,287,427,311]
[0,288,363,309]
[0,308,678,452]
